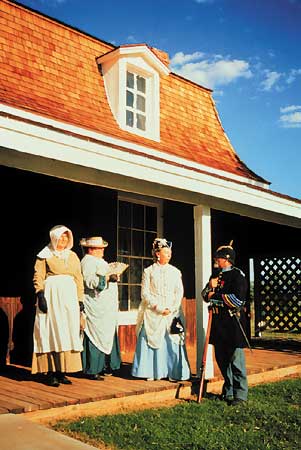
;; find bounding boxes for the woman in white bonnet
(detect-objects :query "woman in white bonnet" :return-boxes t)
[32,225,84,387]
[132,238,190,381]
[80,236,121,380]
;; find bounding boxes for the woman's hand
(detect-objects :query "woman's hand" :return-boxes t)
[108,274,119,282]
[162,308,171,316]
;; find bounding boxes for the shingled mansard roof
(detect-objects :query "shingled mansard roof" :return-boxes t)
[1,0,301,220]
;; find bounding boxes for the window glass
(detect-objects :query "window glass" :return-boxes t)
[137,95,145,112]
[146,206,157,231]
[119,201,131,228]
[130,258,143,284]
[119,228,131,255]
[118,284,129,311]
[117,199,158,312]
[125,72,147,132]
[132,204,144,229]
[132,230,144,256]
[126,110,134,127]
[119,256,129,284]
[127,71,134,89]
[126,90,134,107]
[137,75,146,93]
[137,114,146,130]
[145,231,156,257]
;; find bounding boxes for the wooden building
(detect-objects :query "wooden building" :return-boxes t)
[0,0,300,374]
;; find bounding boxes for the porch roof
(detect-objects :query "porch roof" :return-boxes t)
[1,0,267,186]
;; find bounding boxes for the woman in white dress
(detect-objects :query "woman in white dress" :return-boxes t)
[32,225,84,387]
[132,238,191,381]
[80,236,121,380]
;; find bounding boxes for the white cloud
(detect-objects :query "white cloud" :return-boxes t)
[260,70,282,91]
[279,106,301,128]
[286,69,301,84]
[170,52,252,89]
[170,51,205,66]
[280,105,301,113]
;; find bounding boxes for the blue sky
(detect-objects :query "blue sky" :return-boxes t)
[16,0,301,199]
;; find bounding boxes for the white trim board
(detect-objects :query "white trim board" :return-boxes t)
[1,113,301,228]
[0,104,269,188]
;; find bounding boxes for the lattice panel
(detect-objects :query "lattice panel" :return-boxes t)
[257,256,301,332]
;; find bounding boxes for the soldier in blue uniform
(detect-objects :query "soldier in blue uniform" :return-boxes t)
[202,243,248,405]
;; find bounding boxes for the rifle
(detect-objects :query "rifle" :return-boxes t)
[197,306,213,403]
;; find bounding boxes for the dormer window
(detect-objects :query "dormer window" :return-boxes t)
[97,45,170,141]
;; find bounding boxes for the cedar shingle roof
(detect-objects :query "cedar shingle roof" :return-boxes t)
[1,0,267,184]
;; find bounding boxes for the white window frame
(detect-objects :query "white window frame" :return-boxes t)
[117,192,163,325]
[125,69,148,133]
[118,59,160,140]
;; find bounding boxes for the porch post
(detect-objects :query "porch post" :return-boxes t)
[194,205,214,378]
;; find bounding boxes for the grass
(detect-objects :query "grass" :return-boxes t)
[53,378,301,450]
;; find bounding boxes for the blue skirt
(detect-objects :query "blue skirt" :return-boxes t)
[82,332,121,375]
[131,325,190,381]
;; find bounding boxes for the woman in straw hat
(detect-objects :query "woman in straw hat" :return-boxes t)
[132,238,190,381]
[32,225,84,387]
[80,236,121,380]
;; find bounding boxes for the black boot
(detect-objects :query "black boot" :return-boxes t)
[46,372,59,387]
[56,371,72,385]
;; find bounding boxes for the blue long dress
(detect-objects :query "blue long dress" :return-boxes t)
[132,262,190,381]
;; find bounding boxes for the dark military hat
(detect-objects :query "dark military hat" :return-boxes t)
[214,242,235,264]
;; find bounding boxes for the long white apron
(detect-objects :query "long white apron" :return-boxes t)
[84,282,118,355]
[33,274,83,353]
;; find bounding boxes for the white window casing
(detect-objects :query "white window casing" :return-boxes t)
[97,46,169,142]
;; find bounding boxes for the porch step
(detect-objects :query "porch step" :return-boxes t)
[23,363,301,424]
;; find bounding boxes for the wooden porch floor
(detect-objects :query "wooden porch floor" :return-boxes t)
[0,343,300,419]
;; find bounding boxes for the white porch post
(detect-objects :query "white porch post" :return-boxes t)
[194,205,214,378]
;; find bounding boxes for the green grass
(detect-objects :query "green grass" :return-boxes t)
[53,378,301,450]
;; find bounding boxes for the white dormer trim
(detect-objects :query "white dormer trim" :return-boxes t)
[97,45,170,76]
[97,45,170,142]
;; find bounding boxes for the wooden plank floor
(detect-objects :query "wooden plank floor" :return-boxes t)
[0,343,300,416]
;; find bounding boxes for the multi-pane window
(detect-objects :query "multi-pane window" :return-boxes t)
[126,71,147,131]
[117,200,158,311]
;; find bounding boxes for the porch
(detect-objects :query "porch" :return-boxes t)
[0,341,299,423]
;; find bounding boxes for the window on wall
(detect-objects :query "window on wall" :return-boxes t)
[126,71,147,132]
[117,199,159,312]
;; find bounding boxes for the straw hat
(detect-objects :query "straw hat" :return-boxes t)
[80,236,108,248]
